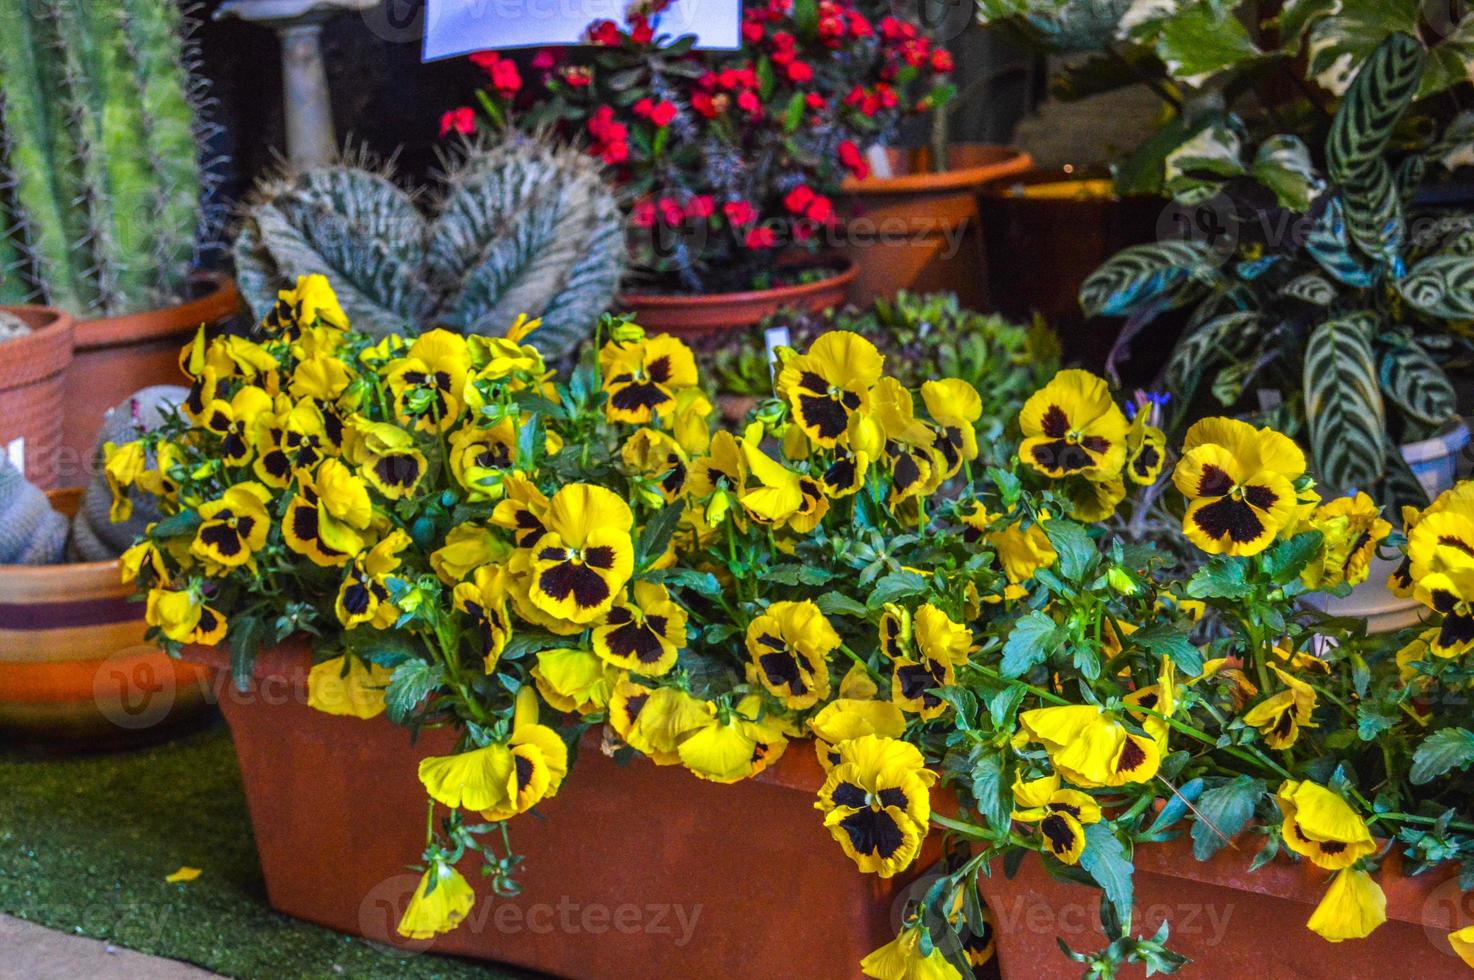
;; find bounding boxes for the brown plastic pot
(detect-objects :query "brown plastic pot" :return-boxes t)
[0,489,214,745]
[185,638,946,979]
[839,144,1033,309]
[0,305,75,488]
[618,261,857,340]
[60,272,241,485]
[980,829,1466,978]
[978,170,1166,378]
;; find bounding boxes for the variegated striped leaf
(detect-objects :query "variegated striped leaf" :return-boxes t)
[1162,310,1261,398]
[1379,342,1456,426]
[1397,255,1474,320]
[1280,273,1336,305]
[1304,314,1387,491]
[1305,197,1376,287]
[1079,241,1212,318]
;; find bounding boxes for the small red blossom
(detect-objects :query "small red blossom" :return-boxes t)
[587,19,621,45]
[531,50,556,71]
[783,185,816,214]
[742,19,765,43]
[930,48,954,73]
[806,195,834,224]
[724,200,758,225]
[631,200,657,228]
[658,197,685,225]
[685,194,715,219]
[691,92,721,118]
[805,92,825,109]
[439,107,475,137]
[786,60,813,83]
[736,90,761,116]
[745,226,777,249]
[628,15,654,45]
[838,139,869,179]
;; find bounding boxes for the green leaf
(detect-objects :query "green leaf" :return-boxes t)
[1411,728,1474,784]
[385,659,444,724]
[1187,557,1252,599]
[1162,123,1245,203]
[969,752,1012,832]
[1044,519,1097,582]
[1079,822,1134,928]
[1250,135,1322,211]
[1131,622,1203,677]
[1162,311,1260,398]
[815,591,868,618]
[1280,273,1336,305]
[1266,531,1325,585]
[1002,610,1059,678]
[1079,241,1211,319]
[1304,314,1386,491]
[1398,255,1474,320]
[152,508,201,538]
[635,504,683,570]
[1379,342,1456,427]
[1190,775,1262,860]
[1301,0,1421,96]
[868,570,928,609]
[1137,2,1263,86]
[227,615,265,693]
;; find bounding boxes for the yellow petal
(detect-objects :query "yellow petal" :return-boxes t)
[1306,868,1386,942]
[165,866,202,883]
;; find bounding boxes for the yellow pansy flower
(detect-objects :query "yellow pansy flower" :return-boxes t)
[396,859,475,940]
[525,483,634,624]
[1018,369,1128,480]
[860,923,963,980]
[1275,780,1377,870]
[744,600,839,710]
[815,735,935,878]
[1306,868,1386,942]
[1173,417,1306,556]
[307,654,393,718]
[776,330,884,447]
[1018,704,1160,788]
[599,334,698,424]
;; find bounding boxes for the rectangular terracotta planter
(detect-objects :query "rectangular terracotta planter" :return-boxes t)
[188,641,939,979]
[979,829,1465,978]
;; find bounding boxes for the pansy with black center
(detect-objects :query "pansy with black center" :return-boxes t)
[890,655,953,720]
[599,333,698,425]
[334,530,411,630]
[191,482,272,569]
[1125,409,1167,485]
[1018,369,1128,480]
[350,418,428,502]
[490,473,551,549]
[251,399,332,488]
[744,599,839,709]
[1172,416,1306,557]
[448,419,523,502]
[1301,492,1391,590]
[814,734,935,878]
[1275,779,1377,871]
[738,438,830,532]
[260,273,349,337]
[1414,566,1474,658]
[593,580,687,676]
[620,428,689,505]
[867,378,943,509]
[1018,704,1161,788]
[385,329,474,433]
[145,586,228,645]
[776,330,884,448]
[524,483,635,625]
[451,563,515,672]
[920,378,982,480]
[1242,665,1319,749]
[819,448,868,498]
[282,459,373,568]
[687,430,748,527]
[1010,772,1102,865]
[200,386,273,467]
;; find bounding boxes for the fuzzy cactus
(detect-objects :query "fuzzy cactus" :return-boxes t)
[0,0,207,314]
[0,456,66,565]
[233,135,624,358]
[70,385,187,561]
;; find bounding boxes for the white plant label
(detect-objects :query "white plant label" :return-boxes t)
[422,0,739,61]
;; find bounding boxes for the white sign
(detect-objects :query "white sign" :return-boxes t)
[422,0,740,61]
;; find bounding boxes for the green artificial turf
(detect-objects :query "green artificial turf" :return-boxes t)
[0,724,526,979]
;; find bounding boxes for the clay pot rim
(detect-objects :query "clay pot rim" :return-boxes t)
[618,259,857,309]
[978,166,1134,202]
[0,305,76,391]
[76,271,240,352]
[842,144,1033,195]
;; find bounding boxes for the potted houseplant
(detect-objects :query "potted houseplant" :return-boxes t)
[113,274,1474,978]
[1082,34,1474,627]
[447,0,951,338]
[0,0,241,482]
[0,387,213,745]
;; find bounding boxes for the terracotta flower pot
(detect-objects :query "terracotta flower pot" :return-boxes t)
[184,638,945,979]
[60,272,241,485]
[839,144,1033,309]
[978,170,1167,379]
[979,830,1465,978]
[0,306,74,489]
[618,261,857,341]
[0,489,214,745]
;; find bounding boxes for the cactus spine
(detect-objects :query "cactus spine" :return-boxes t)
[0,0,203,315]
[234,136,625,358]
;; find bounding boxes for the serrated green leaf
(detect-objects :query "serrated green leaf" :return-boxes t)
[1411,728,1474,784]
[385,658,443,724]
[1190,775,1262,860]
[1002,610,1059,677]
[1079,822,1133,927]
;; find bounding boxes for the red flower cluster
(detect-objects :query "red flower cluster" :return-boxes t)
[453,0,950,291]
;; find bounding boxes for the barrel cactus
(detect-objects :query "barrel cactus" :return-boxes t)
[0,0,206,315]
[233,135,625,358]
[0,456,66,565]
[71,385,187,561]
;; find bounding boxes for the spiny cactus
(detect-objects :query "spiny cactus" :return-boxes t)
[0,456,66,565]
[234,135,625,358]
[71,385,187,561]
[0,0,210,315]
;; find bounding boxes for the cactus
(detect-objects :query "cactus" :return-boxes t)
[234,135,625,358]
[0,456,66,564]
[70,385,187,561]
[0,0,207,315]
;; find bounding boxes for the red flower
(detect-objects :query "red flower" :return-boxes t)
[562,66,592,87]
[745,226,777,249]
[658,197,685,225]
[724,200,758,225]
[531,50,556,71]
[439,107,475,137]
[786,61,813,83]
[629,15,654,45]
[600,141,629,164]
[783,185,816,214]
[805,92,825,109]
[879,16,916,41]
[685,194,715,219]
[587,19,621,45]
[848,12,872,38]
[742,19,765,43]
[930,49,954,73]
[838,139,869,179]
[806,195,834,224]
[736,90,761,116]
[691,92,721,118]
[649,100,678,127]
[631,200,657,228]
